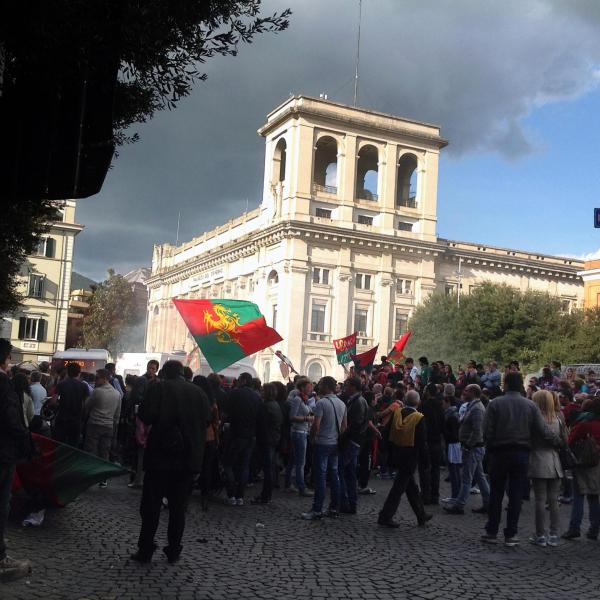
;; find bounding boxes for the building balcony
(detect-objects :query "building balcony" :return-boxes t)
[356,336,374,347]
[307,332,331,343]
[313,183,338,196]
[397,196,417,209]
[356,189,378,201]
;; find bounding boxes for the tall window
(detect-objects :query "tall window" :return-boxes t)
[311,302,326,332]
[28,274,44,298]
[263,361,271,383]
[272,305,278,330]
[37,238,55,258]
[313,136,338,193]
[18,317,45,341]
[272,138,287,184]
[396,154,418,207]
[394,310,408,340]
[307,362,323,382]
[356,144,379,201]
[267,270,279,286]
[445,284,457,296]
[312,267,330,285]
[354,307,368,335]
[355,273,372,290]
[396,279,413,295]
[315,208,332,219]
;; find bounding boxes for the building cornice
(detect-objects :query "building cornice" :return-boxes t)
[440,239,582,280]
[146,223,584,290]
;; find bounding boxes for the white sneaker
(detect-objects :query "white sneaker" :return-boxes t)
[547,534,559,547]
[22,509,45,527]
[236,498,244,506]
[529,535,547,547]
[301,510,323,520]
[227,497,237,506]
[470,486,480,494]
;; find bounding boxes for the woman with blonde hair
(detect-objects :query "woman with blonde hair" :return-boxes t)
[529,390,564,547]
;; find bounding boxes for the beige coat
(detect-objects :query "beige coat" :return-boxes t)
[529,418,563,479]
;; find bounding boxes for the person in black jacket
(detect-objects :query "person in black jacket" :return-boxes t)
[131,360,210,564]
[339,377,368,514]
[0,339,32,580]
[378,390,432,528]
[252,383,283,504]
[223,372,262,506]
[419,383,445,504]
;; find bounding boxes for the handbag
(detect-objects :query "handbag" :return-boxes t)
[328,397,347,452]
[571,434,600,469]
[558,420,577,471]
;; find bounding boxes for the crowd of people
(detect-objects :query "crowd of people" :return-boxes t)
[1,339,600,578]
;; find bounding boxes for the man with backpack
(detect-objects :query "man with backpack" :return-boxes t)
[338,377,368,514]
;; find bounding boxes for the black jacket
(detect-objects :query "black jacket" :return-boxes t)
[0,372,31,463]
[140,377,210,473]
[421,396,445,444]
[256,399,283,447]
[443,406,460,445]
[346,393,369,445]
[227,385,262,439]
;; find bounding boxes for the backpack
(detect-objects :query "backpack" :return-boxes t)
[572,434,600,469]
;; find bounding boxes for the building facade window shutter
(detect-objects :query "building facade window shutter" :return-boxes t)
[18,317,26,340]
[45,238,55,258]
[37,319,46,342]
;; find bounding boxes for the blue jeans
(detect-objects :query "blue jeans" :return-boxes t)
[338,441,360,509]
[454,447,490,508]
[312,444,340,513]
[291,431,308,492]
[448,463,462,499]
[569,491,600,534]
[485,449,529,538]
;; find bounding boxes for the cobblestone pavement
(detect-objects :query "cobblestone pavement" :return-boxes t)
[3,473,600,600]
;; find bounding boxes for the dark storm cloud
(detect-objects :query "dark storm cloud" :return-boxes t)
[75,0,600,280]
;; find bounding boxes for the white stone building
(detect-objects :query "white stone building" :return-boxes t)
[145,96,583,381]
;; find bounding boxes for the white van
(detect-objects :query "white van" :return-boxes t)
[116,351,257,380]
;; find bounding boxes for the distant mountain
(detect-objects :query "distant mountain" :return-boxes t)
[71,271,97,292]
[123,267,150,285]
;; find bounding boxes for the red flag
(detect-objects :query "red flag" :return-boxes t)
[351,345,379,373]
[394,331,412,352]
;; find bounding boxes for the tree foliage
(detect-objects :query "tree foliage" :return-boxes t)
[1,0,291,313]
[81,270,145,358]
[408,282,597,372]
[0,200,60,314]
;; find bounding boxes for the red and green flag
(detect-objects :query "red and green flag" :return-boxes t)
[333,332,357,365]
[12,434,128,507]
[173,299,282,372]
[387,331,412,365]
[351,344,379,373]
